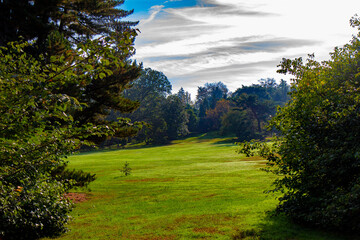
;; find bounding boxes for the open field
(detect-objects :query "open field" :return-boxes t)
[43,134,347,240]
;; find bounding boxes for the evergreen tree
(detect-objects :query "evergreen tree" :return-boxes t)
[0,0,142,143]
[177,87,192,105]
[163,95,189,140]
[0,0,138,48]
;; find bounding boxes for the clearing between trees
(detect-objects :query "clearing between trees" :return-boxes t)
[42,134,348,240]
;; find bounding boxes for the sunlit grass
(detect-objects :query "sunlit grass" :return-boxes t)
[43,134,346,240]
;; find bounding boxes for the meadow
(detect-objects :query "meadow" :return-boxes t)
[43,134,347,240]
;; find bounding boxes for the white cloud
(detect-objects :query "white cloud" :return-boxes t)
[140,5,165,25]
[164,0,183,3]
[134,0,360,98]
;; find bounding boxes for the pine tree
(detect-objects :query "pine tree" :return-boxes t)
[0,0,142,142]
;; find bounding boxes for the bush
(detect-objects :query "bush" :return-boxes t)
[239,16,360,232]
[0,177,73,240]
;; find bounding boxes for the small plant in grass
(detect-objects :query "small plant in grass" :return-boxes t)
[121,162,132,176]
[232,228,259,239]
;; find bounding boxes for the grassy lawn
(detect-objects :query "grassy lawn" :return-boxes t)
[43,134,347,240]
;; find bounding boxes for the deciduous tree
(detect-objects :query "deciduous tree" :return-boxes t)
[240,16,360,232]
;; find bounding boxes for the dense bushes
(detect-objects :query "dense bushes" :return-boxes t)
[240,16,360,232]
[0,37,137,239]
[0,178,72,240]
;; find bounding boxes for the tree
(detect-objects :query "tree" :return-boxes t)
[177,87,192,106]
[204,99,233,131]
[240,16,360,232]
[163,95,189,140]
[220,110,255,140]
[0,0,142,144]
[0,40,142,239]
[0,1,143,237]
[233,93,274,134]
[124,68,171,102]
[272,79,290,104]
[196,82,228,132]
[232,84,270,100]
[118,68,172,144]
[196,82,228,114]
[0,0,138,49]
[119,69,191,143]
[185,106,199,133]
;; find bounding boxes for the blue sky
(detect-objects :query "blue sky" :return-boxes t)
[122,0,360,99]
[123,0,198,19]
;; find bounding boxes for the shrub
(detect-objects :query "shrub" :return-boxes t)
[0,177,73,240]
[239,16,360,232]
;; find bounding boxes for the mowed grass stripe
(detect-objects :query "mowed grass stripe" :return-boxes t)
[42,135,345,240]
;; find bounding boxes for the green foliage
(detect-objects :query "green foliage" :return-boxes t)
[177,87,192,106]
[219,81,289,140]
[204,99,232,132]
[232,87,276,134]
[0,1,142,238]
[0,0,143,145]
[116,68,190,144]
[195,82,229,133]
[0,178,73,240]
[0,39,139,239]
[51,165,96,189]
[0,0,138,49]
[162,95,189,140]
[240,16,360,232]
[221,110,257,141]
[185,106,199,132]
[121,161,132,176]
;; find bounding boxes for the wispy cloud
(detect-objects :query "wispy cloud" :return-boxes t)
[134,0,360,97]
[140,5,165,25]
[165,0,183,3]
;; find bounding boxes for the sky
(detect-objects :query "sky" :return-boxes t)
[123,0,360,98]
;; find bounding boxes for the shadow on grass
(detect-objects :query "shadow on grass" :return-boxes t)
[76,132,238,155]
[233,212,356,240]
[196,132,238,144]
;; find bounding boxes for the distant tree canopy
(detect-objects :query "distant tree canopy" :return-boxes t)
[196,82,229,117]
[111,68,190,144]
[190,80,290,139]
[240,16,360,232]
[228,79,290,140]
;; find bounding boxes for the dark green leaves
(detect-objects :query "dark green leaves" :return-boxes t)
[246,16,360,232]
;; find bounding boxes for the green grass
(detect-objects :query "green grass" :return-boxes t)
[43,134,348,240]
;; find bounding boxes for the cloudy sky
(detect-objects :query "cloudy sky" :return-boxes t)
[123,0,360,98]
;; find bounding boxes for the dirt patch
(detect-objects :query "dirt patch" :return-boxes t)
[242,156,265,161]
[125,233,176,240]
[64,192,90,203]
[195,193,217,200]
[255,161,267,167]
[127,215,142,220]
[203,193,217,198]
[125,178,175,183]
[193,227,221,234]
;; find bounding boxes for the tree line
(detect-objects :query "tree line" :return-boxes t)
[104,69,290,146]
